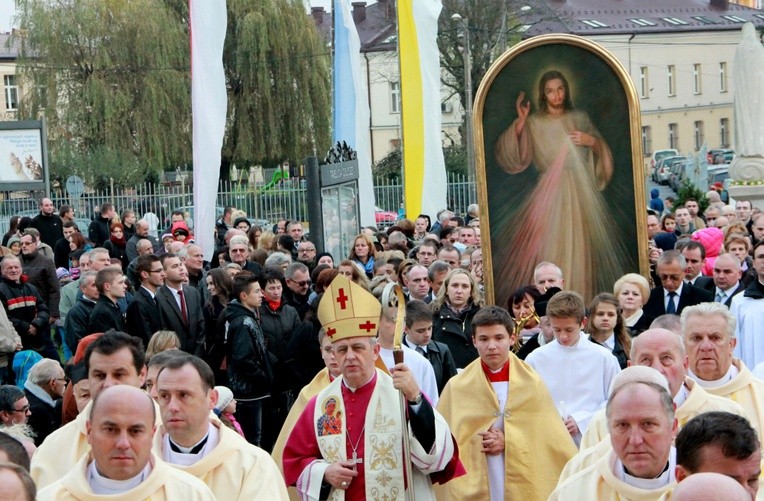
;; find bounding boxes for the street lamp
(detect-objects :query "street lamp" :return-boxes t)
[451,13,475,194]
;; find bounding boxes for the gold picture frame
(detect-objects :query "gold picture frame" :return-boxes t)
[475,34,648,307]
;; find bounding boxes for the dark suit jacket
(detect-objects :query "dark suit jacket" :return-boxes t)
[643,283,715,318]
[156,285,205,357]
[25,388,62,446]
[689,275,714,292]
[404,335,457,394]
[126,287,163,347]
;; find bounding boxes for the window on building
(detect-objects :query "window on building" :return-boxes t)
[640,67,649,98]
[693,64,702,94]
[719,62,728,93]
[667,65,676,96]
[720,118,730,148]
[642,126,652,156]
[4,75,18,111]
[669,123,679,150]
[694,121,705,150]
[390,82,401,114]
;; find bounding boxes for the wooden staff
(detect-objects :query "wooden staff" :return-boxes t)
[382,282,415,501]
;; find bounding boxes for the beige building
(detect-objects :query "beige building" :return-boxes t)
[0,33,19,122]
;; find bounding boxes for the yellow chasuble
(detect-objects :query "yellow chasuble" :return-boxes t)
[32,398,163,489]
[272,368,333,501]
[154,419,288,500]
[36,452,215,501]
[436,353,577,500]
[550,449,675,501]
[579,377,748,451]
[697,359,764,433]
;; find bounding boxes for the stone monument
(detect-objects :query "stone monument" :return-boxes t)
[729,22,764,208]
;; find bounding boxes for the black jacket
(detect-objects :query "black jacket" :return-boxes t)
[126,287,162,347]
[432,302,480,369]
[259,301,306,392]
[643,284,714,318]
[25,386,62,446]
[0,277,54,356]
[63,296,96,353]
[20,251,61,317]
[53,237,72,269]
[88,215,112,247]
[104,240,129,272]
[221,301,274,399]
[404,335,457,394]
[87,295,126,334]
[30,213,63,248]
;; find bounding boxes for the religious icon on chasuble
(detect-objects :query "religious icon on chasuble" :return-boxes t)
[475,34,648,307]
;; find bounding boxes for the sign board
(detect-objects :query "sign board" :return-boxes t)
[0,119,50,194]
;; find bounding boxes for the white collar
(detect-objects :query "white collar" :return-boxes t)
[88,459,151,495]
[716,282,739,295]
[140,285,156,299]
[689,364,739,388]
[673,384,690,407]
[664,284,683,298]
[162,422,219,466]
[615,447,676,490]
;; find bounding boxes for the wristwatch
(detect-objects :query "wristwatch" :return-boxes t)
[408,393,423,405]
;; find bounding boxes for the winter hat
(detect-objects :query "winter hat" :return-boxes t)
[214,386,234,412]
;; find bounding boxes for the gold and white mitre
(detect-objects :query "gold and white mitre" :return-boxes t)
[318,274,381,341]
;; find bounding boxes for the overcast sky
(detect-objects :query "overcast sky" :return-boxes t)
[0,2,15,33]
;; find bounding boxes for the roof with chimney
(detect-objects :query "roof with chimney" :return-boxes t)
[310,0,764,52]
[0,32,19,61]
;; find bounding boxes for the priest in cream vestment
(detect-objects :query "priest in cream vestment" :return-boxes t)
[437,306,577,500]
[37,385,215,501]
[153,352,288,500]
[551,380,678,500]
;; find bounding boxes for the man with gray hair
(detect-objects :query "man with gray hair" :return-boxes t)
[683,302,764,433]
[643,250,713,319]
[228,235,261,274]
[63,271,98,354]
[24,359,65,445]
[284,262,311,320]
[126,219,159,262]
[179,244,207,299]
[551,379,678,499]
[533,261,564,293]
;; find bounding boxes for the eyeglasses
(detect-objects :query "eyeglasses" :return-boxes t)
[659,274,683,282]
[56,377,70,385]
[11,404,30,413]
[149,268,164,274]
[230,248,247,253]
[289,279,311,287]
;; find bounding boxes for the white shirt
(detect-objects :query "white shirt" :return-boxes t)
[162,422,220,467]
[167,285,185,311]
[488,375,508,501]
[526,335,621,435]
[379,345,440,404]
[88,460,151,495]
[664,284,683,312]
[689,364,740,389]
[140,285,156,300]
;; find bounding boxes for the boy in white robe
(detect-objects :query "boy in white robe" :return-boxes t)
[526,291,620,444]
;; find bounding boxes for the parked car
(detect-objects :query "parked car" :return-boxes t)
[707,148,735,165]
[707,165,730,190]
[650,149,680,173]
[653,155,684,184]
[668,159,688,192]
[375,206,398,228]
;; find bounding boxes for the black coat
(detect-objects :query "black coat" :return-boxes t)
[432,302,480,369]
[20,251,60,317]
[63,297,96,353]
[404,335,457,394]
[30,213,63,248]
[258,301,306,392]
[0,277,56,358]
[220,301,273,400]
[126,287,162,347]
[87,295,126,334]
[643,284,714,318]
[25,388,62,446]
[156,285,205,357]
[88,215,112,247]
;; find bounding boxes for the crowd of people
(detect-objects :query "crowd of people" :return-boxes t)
[0,195,760,500]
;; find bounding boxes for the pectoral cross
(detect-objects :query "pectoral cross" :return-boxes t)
[350,451,363,471]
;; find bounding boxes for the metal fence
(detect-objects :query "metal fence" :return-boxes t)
[1,173,477,234]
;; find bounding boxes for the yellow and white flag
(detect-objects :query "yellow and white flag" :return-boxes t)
[398,0,447,221]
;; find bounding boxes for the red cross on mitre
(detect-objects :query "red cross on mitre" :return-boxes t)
[336,288,350,309]
[326,327,337,338]
[358,321,376,333]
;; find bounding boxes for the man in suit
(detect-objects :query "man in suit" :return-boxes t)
[403,300,457,394]
[679,241,714,291]
[643,250,714,319]
[712,253,745,308]
[156,253,205,357]
[406,264,432,302]
[126,255,165,346]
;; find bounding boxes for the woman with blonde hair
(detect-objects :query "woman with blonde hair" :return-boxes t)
[613,273,651,337]
[348,233,377,279]
[145,330,181,360]
[431,268,484,369]
[257,230,277,251]
[337,259,371,291]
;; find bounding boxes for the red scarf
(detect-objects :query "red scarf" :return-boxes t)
[266,297,281,311]
[110,234,126,247]
[480,359,509,382]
